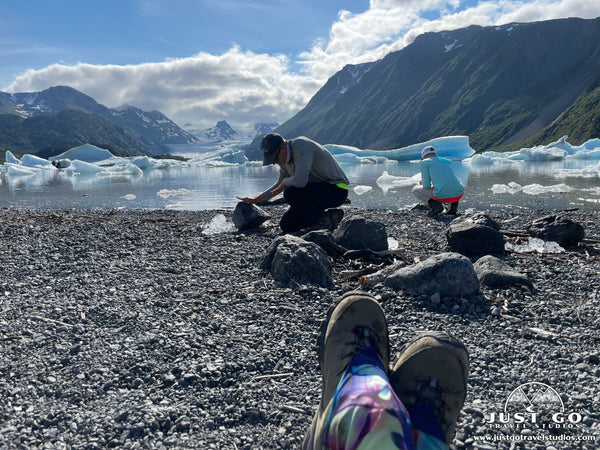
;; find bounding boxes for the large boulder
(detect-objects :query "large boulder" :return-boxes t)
[447,220,505,256]
[232,202,270,231]
[473,255,533,289]
[526,215,584,247]
[333,218,388,252]
[385,252,479,296]
[261,235,333,288]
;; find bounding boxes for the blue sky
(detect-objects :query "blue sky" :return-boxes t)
[2,0,599,133]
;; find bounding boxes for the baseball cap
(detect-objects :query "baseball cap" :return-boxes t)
[421,146,436,159]
[261,133,284,166]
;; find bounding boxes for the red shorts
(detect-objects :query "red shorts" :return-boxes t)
[431,189,464,203]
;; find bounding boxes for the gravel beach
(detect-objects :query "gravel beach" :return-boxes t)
[0,206,599,449]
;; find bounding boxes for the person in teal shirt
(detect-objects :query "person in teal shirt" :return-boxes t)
[412,146,464,215]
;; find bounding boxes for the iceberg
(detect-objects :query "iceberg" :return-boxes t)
[49,144,116,163]
[325,136,475,162]
[6,151,21,165]
[21,154,55,169]
[7,163,36,177]
[189,146,248,166]
[521,183,572,195]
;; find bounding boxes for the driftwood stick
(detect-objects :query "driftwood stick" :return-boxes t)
[250,373,294,382]
[30,315,73,328]
[280,404,310,415]
[231,337,260,346]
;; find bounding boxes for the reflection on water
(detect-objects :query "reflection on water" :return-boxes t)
[1,152,598,211]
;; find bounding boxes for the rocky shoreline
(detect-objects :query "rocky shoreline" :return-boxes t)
[0,206,599,449]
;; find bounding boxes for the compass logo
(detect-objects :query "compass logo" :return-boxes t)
[487,382,582,430]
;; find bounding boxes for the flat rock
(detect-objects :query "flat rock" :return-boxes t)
[333,217,387,251]
[261,235,333,288]
[526,215,585,247]
[385,252,480,296]
[232,202,270,230]
[473,255,533,289]
[447,221,505,256]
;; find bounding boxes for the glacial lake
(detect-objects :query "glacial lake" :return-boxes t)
[1,142,599,212]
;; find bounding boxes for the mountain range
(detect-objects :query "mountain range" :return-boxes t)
[0,86,199,157]
[246,17,600,160]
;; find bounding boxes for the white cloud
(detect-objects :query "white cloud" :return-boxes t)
[6,47,322,132]
[5,0,600,132]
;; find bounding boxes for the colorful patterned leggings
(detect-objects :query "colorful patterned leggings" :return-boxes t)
[306,347,448,449]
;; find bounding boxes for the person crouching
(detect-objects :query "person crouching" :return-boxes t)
[237,133,349,233]
[412,146,464,215]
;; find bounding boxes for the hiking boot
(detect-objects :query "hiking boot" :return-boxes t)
[325,208,344,230]
[443,201,459,215]
[303,292,389,449]
[427,199,443,215]
[389,331,469,445]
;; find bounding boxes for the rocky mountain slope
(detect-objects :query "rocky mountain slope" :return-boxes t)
[246,17,600,160]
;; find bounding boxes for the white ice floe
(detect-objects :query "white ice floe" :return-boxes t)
[521,183,572,195]
[121,194,136,200]
[376,171,421,193]
[491,182,572,195]
[202,214,236,235]
[505,237,564,254]
[334,153,393,164]
[353,185,373,195]
[157,188,197,199]
[490,182,523,194]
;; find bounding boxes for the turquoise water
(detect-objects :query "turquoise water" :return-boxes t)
[1,143,598,211]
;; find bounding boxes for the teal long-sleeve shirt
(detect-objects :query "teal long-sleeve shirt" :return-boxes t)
[420,157,464,200]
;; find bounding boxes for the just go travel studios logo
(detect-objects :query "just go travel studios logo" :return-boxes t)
[478,382,598,445]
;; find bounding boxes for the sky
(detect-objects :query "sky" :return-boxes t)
[2,0,600,134]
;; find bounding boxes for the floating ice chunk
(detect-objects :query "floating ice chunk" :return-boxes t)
[6,151,21,165]
[122,194,136,200]
[491,182,522,194]
[470,153,518,166]
[7,163,36,177]
[505,237,565,253]
[353,185,373,195]
[567,149,600,160]
[521,183,572,195]
[202,214,236,235]
[49,144,115,163]
[98,161,143,177]
[326,136,474,162]
[65,160,107,175]
[190,146,248,166]
[157,188,197,199]
[20,154,55,169]
[376,171,420,193]
[519,147,567,161]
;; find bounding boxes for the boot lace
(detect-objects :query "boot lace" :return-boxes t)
[409,376,450,428]
[339,326,381,373]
